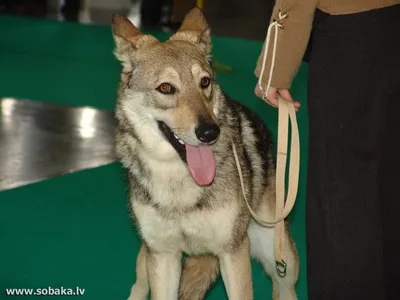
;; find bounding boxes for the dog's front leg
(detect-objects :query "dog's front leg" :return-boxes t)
[128,244,149,300]
[147,249,182,300]
[219,235,253,300]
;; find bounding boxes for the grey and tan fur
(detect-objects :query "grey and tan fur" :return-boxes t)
[112,8,299,300]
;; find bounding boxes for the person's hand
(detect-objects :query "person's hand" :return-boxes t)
[254,85,301,112]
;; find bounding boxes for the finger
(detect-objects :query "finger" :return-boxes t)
[284,101,301,109]
[278,89,301,108]
[278,89,294,102]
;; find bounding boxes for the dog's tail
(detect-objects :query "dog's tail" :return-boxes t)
[179,255,220,300]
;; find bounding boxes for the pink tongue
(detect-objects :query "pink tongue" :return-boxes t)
[185,145,216,186]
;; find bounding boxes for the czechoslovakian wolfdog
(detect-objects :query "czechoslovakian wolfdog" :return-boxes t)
[112,7,299,300]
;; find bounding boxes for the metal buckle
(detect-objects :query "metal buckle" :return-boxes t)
[276,260,287,277]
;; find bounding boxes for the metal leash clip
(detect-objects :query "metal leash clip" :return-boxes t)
[276,260,287,277]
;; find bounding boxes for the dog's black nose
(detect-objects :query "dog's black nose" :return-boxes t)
[195,123,220,143]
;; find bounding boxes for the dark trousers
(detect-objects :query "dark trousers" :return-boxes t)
[305,4,400,300]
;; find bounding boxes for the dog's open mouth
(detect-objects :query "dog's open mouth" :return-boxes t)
[157,121,216,186]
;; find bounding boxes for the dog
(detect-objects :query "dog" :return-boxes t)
[112,7,299,300]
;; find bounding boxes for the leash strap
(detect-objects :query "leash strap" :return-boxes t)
[274,96,300,276]
[231,97,300,277]
[232,10,300,277]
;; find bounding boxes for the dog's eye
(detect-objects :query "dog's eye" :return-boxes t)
[156,83,175,95]
[200,77,211,89]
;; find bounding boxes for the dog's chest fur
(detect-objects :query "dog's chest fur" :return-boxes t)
[134,201,237,255]
[131,154,238,255]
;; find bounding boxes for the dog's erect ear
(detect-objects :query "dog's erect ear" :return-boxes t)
[112,14,142,44]
[169,7,211,54]
[112,14,158,70]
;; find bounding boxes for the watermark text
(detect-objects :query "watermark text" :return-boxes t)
[5,286,85,296]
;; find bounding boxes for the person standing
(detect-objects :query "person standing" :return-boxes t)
[254,1,400,299]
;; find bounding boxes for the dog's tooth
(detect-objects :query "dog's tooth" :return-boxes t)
[173,134,179,139]
[178,139,184,145]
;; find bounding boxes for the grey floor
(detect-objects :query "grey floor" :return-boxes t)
[0,0,273,191]
[0,98,116,191]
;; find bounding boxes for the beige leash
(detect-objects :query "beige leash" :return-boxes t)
[232,10,300,277]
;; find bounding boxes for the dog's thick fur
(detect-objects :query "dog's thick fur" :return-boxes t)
[112,8,299,300]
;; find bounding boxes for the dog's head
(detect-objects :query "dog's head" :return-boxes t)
[113,8,221,186]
